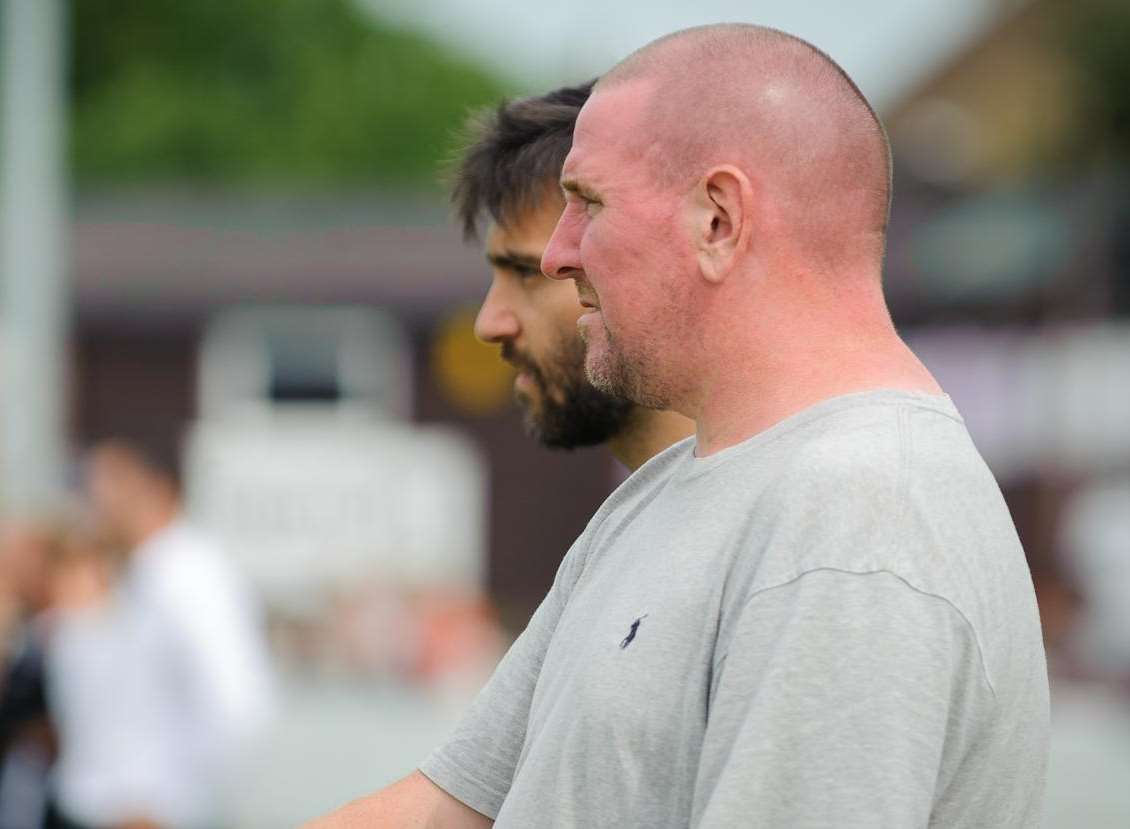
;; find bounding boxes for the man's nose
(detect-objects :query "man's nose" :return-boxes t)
[474,281,520,343]
[541,209,583,282]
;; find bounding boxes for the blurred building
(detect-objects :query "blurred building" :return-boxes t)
[33,1,1130,823]
[68,0,1130,632]
[882,0,1130,696]
[70,192,618,629]
[884,0,1128,326]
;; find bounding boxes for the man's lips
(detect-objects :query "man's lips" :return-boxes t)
[500,346,542,393]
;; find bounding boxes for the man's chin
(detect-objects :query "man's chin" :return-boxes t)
[584,351,615,396]
[514,369,539,396]
[514,386,543,421]
[517,386,573,448]
[520,406,557,447]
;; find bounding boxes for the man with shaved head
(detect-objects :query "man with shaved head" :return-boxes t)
[309,25,1048,829]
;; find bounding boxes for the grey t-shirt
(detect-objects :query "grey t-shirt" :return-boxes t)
[421,390,1049,827]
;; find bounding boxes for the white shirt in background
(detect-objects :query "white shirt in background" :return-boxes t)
[47,520,274,828]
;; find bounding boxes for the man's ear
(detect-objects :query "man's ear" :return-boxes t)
[689,165,754,284]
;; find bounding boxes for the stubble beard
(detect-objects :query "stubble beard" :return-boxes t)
[506,334,634,450]
[582,314,672,411]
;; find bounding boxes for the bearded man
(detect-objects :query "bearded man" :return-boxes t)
[456,80,692,470]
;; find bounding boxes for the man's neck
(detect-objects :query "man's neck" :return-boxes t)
[688,275,941,457]
[125,503,180,552]
[608,408,696,472]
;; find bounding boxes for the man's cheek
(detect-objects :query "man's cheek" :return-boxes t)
[579,226,604,271]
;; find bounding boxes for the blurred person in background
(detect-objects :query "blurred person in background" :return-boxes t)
[0,516,116,829]
[0,518,69,829]
[46,440,273,829]
[456,80,694,472]
[310,23,1047,828]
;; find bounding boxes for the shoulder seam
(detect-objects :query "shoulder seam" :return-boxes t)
[908,401,964,425]
[740,566,998,700]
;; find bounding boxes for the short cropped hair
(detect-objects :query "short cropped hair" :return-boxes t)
[599,25,892,239]
[451,80,595,241]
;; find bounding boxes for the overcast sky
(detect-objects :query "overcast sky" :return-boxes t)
[363,0,1017,111]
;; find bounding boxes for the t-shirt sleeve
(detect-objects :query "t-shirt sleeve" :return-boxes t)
[691,568,992,828]
[419,534,588,819]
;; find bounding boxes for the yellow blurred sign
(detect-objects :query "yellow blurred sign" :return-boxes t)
[431,306,514,415]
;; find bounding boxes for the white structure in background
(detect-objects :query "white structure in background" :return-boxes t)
[1061,477,1130,679]
[184,306,486,611]
[1,0,69,509]
[909,323,1130,482]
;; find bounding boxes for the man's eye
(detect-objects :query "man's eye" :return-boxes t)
[584,198,602,217]
[514,265,541,280]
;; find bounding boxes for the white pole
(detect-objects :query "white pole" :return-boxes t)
[1,0,69,510]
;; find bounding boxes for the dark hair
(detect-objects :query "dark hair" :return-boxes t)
[451,79,595,241]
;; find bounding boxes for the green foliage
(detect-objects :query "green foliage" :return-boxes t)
[1061,0,1130,157]
[70,0,512,186]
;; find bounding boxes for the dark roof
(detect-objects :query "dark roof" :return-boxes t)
[73,191,487,329]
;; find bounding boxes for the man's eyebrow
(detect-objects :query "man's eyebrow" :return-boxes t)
[486,250,544,270]
[561,177,602,202]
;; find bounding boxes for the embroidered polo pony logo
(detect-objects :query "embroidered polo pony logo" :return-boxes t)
[619,614,649,649]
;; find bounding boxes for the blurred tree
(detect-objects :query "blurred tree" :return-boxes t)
[1060,0,1130,315]
[1061,0,1130,158]
[70,0,512,187]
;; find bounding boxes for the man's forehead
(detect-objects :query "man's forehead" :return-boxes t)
[485,197,563,253]
[485,222,542,260]
[563,80,654,178]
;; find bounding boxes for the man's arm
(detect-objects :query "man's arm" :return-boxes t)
[303,771,492,829]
